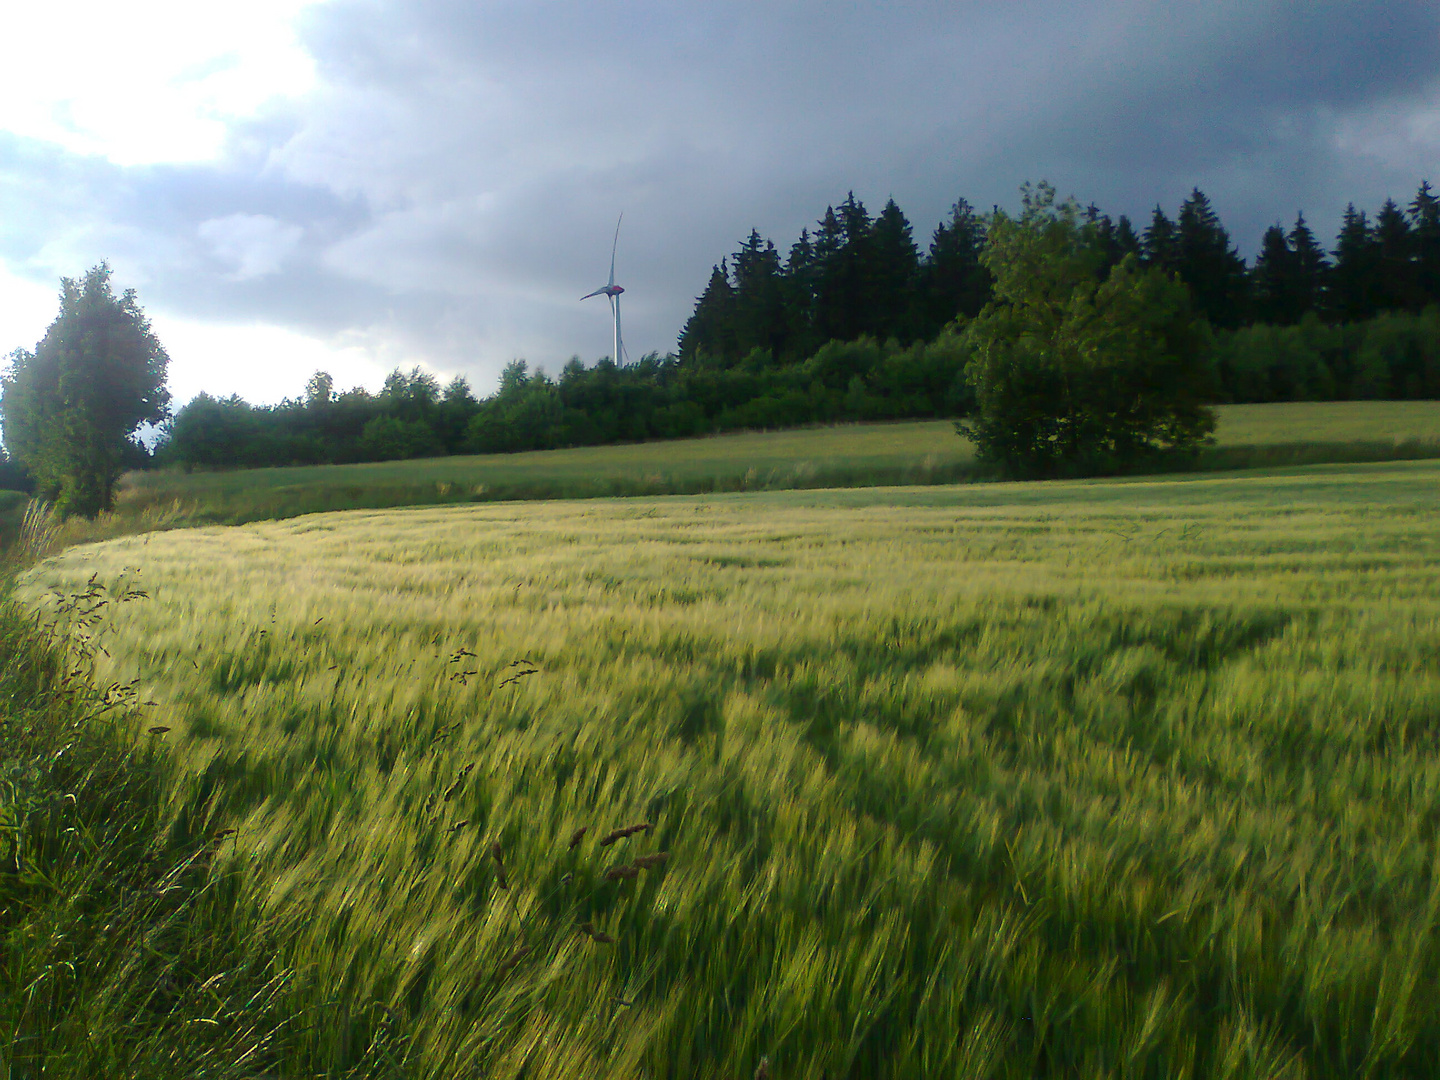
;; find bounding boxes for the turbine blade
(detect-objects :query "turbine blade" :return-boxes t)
[581,287,607,300]
[609,212,622,287]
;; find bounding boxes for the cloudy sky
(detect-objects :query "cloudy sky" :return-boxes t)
[2,1,1437,406]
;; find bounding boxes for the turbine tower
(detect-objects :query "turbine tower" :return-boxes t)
[581,213,626,364]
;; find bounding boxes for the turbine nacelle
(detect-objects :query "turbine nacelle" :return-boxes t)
[581,284,625,300]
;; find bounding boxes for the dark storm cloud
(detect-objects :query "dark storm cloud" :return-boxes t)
[2,1,1436,398]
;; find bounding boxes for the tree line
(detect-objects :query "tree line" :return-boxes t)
[5,180,1439,513]
[160,178,1440,470]
[681,180,1440,359]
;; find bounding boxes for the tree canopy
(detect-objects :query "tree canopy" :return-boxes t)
[959,184,1215,476]
[2,263,170,516]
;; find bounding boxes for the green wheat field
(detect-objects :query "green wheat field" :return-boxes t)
[15,454,1440,1077]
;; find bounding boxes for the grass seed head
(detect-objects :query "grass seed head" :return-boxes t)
[567,826,589,850]
[604,863,640,881]
[496,944,531,975]
[578,921,614,945]
[598,822,652,847]
[146,726,170,735]
[634,851,669,870]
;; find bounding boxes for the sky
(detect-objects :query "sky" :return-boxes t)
[1,1,1437,407]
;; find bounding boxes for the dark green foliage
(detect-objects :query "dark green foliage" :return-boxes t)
[814,193,874,344]
[677,262,737,362]
[916,198,993,339]
[1093,212,1143,278]
[1211,308,1440,402]
[1411,181,1440,306]
[1174,189,1251,329]
[729,233,791,359]
[1142,205,1179,272]
[866,198,921,341]
[1288,213,1331,316]
[679,192,978,369]
[1,264,169,517]
[959,183,1216,476]
[1330,205,1379,322]
[1252,224,1297,324]
[1373,198,1419,312]
[1250,215,1329,327]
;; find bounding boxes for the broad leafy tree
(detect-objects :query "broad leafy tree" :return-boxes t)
[959,183,1215,476]
[2,263,170,517]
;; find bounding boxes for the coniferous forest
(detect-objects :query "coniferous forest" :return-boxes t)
[163,182,1440,469]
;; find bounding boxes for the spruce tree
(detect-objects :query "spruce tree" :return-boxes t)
[1251,224,1300,324]
[730,230,789,357]
[918,197,991,337]
[1287,212,1329,318]
[1095,213,1143,277]
[866,198,920,342]
[814,193,873,343]
[783,229,820,359]
[1175,189,1249,328]
[1330,205,1377,322]
[676,260,738,363]
[1372,197,1418,311]
[1409,181,1440,307]
[1142,206,1179,273]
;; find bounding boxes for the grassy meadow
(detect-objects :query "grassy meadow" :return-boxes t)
[58,400,1440,541]
[13,457,1440,1077]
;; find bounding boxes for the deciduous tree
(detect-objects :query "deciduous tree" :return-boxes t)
[959,184,1215,476]
[2,263,169,517]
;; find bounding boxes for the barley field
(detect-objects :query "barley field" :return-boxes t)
[18,458,1440,1078]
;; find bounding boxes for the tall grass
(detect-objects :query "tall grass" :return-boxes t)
[0,577,295,1077]
[15,458,1440,1077]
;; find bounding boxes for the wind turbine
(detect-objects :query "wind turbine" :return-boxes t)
[581,213,627,364]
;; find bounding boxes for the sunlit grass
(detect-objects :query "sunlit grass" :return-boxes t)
[15,457,1440,1077]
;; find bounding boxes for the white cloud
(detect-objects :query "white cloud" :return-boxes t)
[150,315,393,406]
[198,214,304,280]
[0,0,319,166]
[0,263,59,355]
